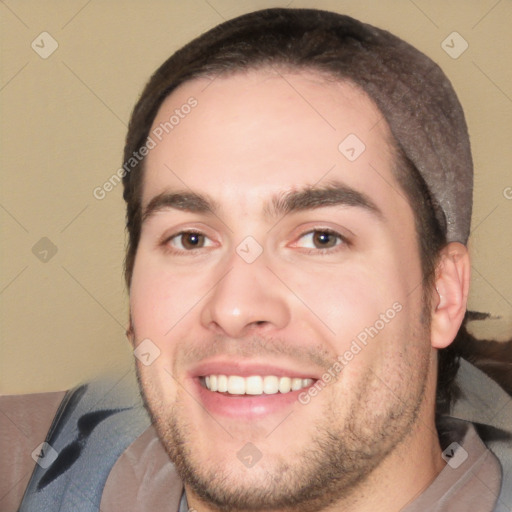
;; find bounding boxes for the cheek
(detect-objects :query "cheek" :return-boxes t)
[282,247,423,367]
[129,266,182,363]
[130,257,186,402]
[286,261,406,337]
[130,252,200,337]
[130,259,162,333]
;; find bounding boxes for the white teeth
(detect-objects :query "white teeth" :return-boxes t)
[245,376,263,395]
[291,378,303,391]
[262,376,279,395]
[227,375,245,394]
[203,375,314,395]
[217,374,228,392]
[278,377,291,393]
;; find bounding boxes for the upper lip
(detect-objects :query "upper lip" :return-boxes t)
[189,358,322,380]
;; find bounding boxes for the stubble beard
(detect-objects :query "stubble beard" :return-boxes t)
[136,321,432,512]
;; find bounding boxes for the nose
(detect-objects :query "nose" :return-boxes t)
[199,251,291,338]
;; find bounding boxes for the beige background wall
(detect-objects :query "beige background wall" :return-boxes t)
[1,0,511,394]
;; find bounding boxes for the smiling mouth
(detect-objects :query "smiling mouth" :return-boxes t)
[201,375,315,396]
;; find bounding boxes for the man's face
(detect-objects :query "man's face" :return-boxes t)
[129,69,435,510]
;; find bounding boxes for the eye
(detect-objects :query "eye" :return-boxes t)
[295,229,345,250]
[167,231,214,251]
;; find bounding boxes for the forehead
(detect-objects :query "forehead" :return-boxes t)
[142,68,408,222]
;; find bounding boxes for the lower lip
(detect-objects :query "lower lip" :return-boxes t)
[194,379,314,418]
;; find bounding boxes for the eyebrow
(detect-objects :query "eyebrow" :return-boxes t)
[142,191,218,223]
[142,181,383,224]
[266,181,384,220]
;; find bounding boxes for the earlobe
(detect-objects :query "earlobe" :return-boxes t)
[126,314,135,347]
[430,242,471,349]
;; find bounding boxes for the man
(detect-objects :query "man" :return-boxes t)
[2,8,511,512]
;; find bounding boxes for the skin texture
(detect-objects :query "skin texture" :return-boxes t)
[128,69,470,512]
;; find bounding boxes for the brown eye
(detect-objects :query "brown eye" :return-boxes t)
[169,232,211,251]
[312,231,338,248]
[294,229,345,251]
[182,233,205,249]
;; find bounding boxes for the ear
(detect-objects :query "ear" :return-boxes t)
[126,314,135,347]
[430,242,471,349]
